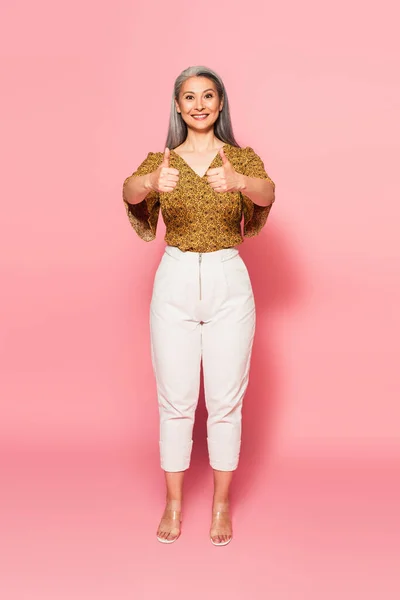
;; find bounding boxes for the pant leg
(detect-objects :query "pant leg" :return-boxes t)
[201,254,256,471]
[150,252,201,472]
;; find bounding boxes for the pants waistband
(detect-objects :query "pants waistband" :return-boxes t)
[165,245,239,263]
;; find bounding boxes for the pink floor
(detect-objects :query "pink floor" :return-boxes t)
[1,444,399,600]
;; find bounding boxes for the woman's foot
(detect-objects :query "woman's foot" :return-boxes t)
[156,500,182,543]
[210,501,232,546]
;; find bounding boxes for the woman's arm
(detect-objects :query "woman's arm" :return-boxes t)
[123,148,179,205]
[206,147,275,207]
[123,173,153,205]
[238,174,275,207]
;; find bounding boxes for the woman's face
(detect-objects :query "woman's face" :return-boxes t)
[175,76,223,132]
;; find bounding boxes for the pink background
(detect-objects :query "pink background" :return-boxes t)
[1,0,399,598]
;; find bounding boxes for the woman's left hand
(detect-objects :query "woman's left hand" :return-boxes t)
[206,148,244,193]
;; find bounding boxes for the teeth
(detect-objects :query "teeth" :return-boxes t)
[193,115,208,119]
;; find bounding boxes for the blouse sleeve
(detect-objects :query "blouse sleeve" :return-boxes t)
[240,146,276,238]
[122,151,162,242]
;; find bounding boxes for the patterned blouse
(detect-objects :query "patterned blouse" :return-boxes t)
[122,143,275,253]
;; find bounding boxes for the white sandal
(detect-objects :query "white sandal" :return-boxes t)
[156,507,182,544]
[210,509,233,546]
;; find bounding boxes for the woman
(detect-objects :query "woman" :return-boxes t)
[122,65,275,546]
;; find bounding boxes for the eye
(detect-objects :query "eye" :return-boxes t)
[205,93,214,98]
[185,95,194,100]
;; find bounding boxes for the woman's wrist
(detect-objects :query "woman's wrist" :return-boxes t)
[123,173,155,205]
[144,173,155,192]
[236,173,247,192]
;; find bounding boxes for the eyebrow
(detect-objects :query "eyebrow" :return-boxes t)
[183,88,216,94]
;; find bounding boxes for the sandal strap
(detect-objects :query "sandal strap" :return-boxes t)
[163,508,182,521]
[212,510,230,519]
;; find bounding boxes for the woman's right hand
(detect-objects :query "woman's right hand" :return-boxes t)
[148,148,179,193]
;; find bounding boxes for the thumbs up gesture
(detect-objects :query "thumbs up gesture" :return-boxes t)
[206,147,244,193]
[149,147,180,193]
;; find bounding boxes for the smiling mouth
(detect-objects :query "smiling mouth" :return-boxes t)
[191,114,209,120]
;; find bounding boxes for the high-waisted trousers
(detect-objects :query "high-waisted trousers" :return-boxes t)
[149,245,256,472]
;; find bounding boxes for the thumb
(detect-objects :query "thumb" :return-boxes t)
[161,147,170,167]
[220,147,229,165]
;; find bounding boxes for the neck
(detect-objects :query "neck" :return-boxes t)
[182,129,222,152]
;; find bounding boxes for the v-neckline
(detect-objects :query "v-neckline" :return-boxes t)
[170,144,228,179]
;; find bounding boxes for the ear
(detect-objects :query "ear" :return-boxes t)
[174,99,181,114]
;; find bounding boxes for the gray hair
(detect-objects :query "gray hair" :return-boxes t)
[165,65,240,149]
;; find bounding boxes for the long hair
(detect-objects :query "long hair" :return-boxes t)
[165,66,240,150]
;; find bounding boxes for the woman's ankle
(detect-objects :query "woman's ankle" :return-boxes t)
[212,497,230,509]
[165,497,182,507]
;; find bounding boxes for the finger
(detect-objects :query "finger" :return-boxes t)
[161,147,170,167]
[162,176,178,186]
[164,170,179,180]
[206,174,222,183]
[165,167,180,175]
[220,147,229,164]
[160,185,176,192]
[206,167,223,176]
[210,183,225,192]
[165,174,179,183]
[207,177,227,188]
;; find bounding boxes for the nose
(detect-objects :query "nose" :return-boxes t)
[194,99,204,111]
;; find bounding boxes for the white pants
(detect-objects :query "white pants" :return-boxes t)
[149,245,256,472]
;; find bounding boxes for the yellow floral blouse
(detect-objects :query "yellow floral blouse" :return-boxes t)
[122,144,275,253]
